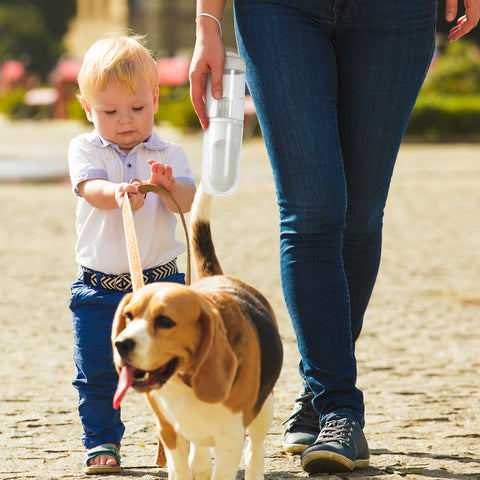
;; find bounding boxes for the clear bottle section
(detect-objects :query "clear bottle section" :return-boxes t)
[201,52,246,196]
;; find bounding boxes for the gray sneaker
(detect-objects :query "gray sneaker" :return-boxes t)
[283,387,320,453]
[301,415,369,473]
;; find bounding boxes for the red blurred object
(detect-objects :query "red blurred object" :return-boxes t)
[157,57,190,86]
[55,58,82,82]
[1,60,25,83]
[51,59,83,119]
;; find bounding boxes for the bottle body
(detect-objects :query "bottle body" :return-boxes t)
[201,51,246,196]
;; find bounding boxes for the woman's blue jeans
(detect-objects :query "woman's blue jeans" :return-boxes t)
[235,0,436,426]
[70,272,185,449]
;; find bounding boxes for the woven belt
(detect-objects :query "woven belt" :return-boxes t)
[81,259,178,292]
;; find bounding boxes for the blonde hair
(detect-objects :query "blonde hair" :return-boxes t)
[78,35,159,102]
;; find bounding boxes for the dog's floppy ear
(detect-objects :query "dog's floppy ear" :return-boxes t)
[191,300,237,404]
[111,292,133,344]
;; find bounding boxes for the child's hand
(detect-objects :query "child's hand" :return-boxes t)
[147,159,176,192]
[115,183,145,211]
[145,159,195,214]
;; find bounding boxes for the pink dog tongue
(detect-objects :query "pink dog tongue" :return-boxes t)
[113,366,134,409]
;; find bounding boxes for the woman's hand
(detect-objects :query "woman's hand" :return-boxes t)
[189,20,225,129]
[446,0,480,41]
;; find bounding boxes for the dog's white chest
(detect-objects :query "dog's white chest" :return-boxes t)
[150,378,243,446]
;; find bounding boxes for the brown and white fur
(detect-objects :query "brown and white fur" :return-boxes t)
[111,187,283,480]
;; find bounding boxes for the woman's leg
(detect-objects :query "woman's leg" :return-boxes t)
[236,0,436,471]
[334,0,437,344]
[235,0,363,424]
[298,2,436,471]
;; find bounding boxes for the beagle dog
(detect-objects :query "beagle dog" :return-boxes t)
[112,187,283,480]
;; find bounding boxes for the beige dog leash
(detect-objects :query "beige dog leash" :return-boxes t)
[121,183,191,289]
[120,183,190,468]
[121,194,144,291]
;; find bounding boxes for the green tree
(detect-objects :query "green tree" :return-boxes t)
[422,40,480,95]
[0,0,76,79]
[27,0,76,40]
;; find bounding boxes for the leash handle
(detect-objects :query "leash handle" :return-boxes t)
[121,183,191,289]
[138,183,191,286]
[121,193,145,292]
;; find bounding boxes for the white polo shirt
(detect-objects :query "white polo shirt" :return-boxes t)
[68,130,195,275]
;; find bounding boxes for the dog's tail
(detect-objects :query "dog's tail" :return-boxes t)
[190,185,223,279]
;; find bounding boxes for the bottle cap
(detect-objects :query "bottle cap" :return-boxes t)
[224,51,246,73]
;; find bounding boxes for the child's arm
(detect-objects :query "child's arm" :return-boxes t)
[78,179,145,211]
[147,160,196,213]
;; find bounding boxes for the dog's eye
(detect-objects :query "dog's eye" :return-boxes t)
[124,312,134,322]
[154,315,176,330]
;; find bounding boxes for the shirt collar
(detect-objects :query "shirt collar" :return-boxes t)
[86,130,169,152]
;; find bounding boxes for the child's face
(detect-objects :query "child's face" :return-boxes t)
[81,80,159,153]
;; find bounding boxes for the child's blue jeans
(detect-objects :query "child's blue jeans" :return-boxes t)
[70,272,185,449]
[234,0,437,426]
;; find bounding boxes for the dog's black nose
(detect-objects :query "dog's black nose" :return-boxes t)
[115,338,135,357]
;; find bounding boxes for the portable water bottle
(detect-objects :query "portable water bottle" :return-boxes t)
[201,51,246,196]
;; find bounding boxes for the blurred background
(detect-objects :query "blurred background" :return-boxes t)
[1,0,480,140]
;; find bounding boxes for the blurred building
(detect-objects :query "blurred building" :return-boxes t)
[65,0,236,59]
[64,0,129,58]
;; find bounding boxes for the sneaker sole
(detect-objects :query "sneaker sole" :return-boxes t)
[283,442,309,454]
[301,450,369,473]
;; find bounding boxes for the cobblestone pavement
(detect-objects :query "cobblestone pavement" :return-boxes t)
[1,119,480,479]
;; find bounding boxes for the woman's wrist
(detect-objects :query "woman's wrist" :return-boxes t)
[195,13,223,38]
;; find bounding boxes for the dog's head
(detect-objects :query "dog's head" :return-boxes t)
[112,282,237,409]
